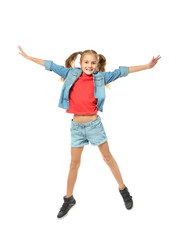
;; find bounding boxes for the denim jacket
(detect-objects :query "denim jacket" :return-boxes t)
[44,60,129,112]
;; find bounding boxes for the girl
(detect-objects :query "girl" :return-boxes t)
[18,46,161,218]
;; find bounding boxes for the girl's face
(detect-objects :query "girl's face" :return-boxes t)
[80,54,98,75]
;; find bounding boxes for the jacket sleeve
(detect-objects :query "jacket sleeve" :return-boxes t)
[101,66,129,85]
[44,60,72,79]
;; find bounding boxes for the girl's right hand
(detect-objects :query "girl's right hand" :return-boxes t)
[18,45,28,59]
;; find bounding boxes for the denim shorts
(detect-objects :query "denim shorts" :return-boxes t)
[70,115,108,148]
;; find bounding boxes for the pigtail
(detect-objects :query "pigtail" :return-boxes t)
[98,54,106,72]
[98,54,111,90]
[59,51,82,83]
[65,51,82,68]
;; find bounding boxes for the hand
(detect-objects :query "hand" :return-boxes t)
[148,55,161,69]
[18,45,28,59]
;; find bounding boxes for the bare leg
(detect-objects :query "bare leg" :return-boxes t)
[66,146,84,198]
[98,141,125,190]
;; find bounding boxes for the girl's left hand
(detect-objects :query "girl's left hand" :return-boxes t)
[148,55,161,69]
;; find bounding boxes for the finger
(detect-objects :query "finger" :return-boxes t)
[156,57,161,61]
[18,46,23,52]
[20,48,24,54]
[18,47,22,52]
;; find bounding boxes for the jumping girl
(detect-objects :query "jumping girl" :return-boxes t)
[18,46,161,218]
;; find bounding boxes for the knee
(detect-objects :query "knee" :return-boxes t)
[70,160,80,170]
[103,153,113,164]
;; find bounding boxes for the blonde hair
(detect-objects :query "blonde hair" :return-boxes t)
[59,50,111,90]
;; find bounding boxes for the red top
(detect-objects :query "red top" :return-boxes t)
[66,73,98,115]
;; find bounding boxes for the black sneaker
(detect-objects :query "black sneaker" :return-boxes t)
[57,195,76,218]
[119,186,133,210]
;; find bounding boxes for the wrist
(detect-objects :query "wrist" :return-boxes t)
[146,63,151,69]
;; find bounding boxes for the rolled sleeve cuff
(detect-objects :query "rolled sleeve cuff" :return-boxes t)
[119,66,129,77]
[44,60,53,71]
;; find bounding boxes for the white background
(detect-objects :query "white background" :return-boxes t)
[0,0,175,239]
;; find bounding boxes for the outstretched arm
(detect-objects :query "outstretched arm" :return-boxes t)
[18,45,44,66]
[18,45,72,78]
[129,55,161,73]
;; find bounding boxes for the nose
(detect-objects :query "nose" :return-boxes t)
[88,63,92,67]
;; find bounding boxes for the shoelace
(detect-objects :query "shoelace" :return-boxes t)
[121,190,132,203]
